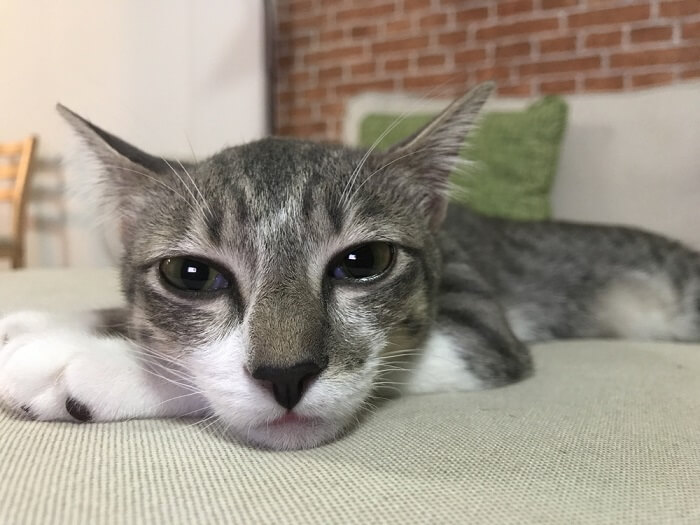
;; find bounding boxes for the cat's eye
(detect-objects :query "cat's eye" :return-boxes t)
[328,242,395,282]
[159,257,229,293]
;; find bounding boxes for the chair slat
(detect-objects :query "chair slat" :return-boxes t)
[0,165,18,179]
[0,142,24,155]
[0,188,14,201]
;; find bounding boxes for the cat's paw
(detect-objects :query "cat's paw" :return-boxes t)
[0,310,60,348]
[0,329,163,422]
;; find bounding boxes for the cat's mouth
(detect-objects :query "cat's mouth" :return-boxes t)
[266,412,318,427]
[240,411,345,450]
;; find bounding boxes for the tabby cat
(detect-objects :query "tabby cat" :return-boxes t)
[1,83,698,449]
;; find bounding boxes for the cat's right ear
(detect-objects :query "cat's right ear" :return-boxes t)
[57,104,168,234]
[381,83,493,231]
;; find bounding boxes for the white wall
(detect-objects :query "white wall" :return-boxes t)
[0,1,267,268]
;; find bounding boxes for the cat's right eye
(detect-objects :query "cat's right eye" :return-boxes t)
[159,257,229,293]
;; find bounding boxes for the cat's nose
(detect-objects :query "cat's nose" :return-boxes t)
[251,361,323,410]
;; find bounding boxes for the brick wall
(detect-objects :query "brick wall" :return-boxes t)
[275,0,700,140]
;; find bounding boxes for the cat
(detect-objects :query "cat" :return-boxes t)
[1,82,699,450]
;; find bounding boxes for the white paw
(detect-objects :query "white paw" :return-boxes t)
[0,314,187,422]
[0,310,61,347]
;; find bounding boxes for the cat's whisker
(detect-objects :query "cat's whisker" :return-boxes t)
[130,348,197,385]
[160,156,205,216]
[176,158,215,220]
[340,77,462,210]
[347,145,437,203]
[184,133,199,165]
[102,164,201,217]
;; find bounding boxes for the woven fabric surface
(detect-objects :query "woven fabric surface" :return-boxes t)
[1,270,699,524]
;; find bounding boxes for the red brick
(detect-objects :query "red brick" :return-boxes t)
[417,54,447,67]
[288,1,314,16]
[318,66,344,82]
[278,122,327,138]
[541,0,579,8]
[476,18,559,39]
[288,106,313,121]
[372,36,430,54]
[303,87,327,100]
[351,25,377,38]
[495,42,532,59]
[289,13,325,29]
[585,30,622,48]
[498,82,532,96]
[630,25,673,43]
[403,72,470,89]
[438,30,468,46]
[336,79,395,96]
[497,0,533,16]
[539,78,577,94]
[632,72,674,87]
[291,34,312,48]
[540,36,577,54]
[304,45,364,65]
[520,55,600,76]
[289,71,310,85]
[384,57,410,71]
[584,75,624,91]
[659,0,700,16]
[320,103,344,117]
[278,54,295,69]
[278,90,295,105]
[681,67,700,79]
[682,20,700,39]
[404,0,431,9]
[610,46,700,67]
[475,66,511,82]
[456,7,489,22]
[336,4,394,22]
[351,62,376,76]
[385,19,412,33]
[278,20,293,34]
[419,13,448,29]
[454,48,488,64]
[568,4,650,28]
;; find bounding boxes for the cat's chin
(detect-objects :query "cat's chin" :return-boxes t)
[232,415,347,450]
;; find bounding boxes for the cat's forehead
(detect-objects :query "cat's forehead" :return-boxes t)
[166,139,341,241]
[205,137,364,198]
[195,137,389,234]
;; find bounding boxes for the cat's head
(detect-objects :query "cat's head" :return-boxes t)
[59,83,492,449]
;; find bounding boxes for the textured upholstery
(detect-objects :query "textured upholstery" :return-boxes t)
[1,269,699,524]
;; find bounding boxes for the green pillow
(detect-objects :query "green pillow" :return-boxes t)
[358,96,568,220]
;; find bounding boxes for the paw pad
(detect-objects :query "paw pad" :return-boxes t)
[65,397,92,422]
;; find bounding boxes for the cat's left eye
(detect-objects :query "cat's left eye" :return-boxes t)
[328,242,395,282]
[159,257,229,293]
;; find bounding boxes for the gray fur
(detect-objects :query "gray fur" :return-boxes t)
[59,82,700,423]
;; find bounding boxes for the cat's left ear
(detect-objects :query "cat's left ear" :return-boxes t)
[383,82,493,230]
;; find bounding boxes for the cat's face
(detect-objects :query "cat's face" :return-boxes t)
[59,83,492,449]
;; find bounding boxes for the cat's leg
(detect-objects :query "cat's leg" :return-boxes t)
[406,292,533,393]
[0,310,207,422]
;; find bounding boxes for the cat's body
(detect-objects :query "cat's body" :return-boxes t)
[1,83,698,450]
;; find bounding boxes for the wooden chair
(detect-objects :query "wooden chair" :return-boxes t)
[0,136,37,269]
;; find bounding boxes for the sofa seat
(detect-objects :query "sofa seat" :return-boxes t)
[1,269,699,524]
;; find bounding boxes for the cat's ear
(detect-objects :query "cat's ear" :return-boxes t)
[383,82,493,230]
[57,104,168,234]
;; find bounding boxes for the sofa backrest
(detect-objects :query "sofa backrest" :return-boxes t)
[345,82,700,250]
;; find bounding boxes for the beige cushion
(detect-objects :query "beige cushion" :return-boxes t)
[1,269,699,523]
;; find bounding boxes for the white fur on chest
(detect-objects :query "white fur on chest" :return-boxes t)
[405,330,482,394]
